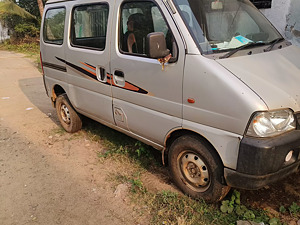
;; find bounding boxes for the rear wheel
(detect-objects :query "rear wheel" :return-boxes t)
[56,94,82,133]
[168,135,230,202]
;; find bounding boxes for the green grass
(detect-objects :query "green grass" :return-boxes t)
[0,41,39,56]
[83,118,160,170]
[75,118,300,225]
[82,116,270,224]
[112,171,270,225]
[50,127,66,136]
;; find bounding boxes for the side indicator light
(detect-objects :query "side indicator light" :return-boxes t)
[187,98,195,104]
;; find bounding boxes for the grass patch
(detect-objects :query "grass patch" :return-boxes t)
[0,41,39,56]
[112,171,270,225]
[279,202,300,222]
[50,127,66,136]
[81,118,297,225]
[83,118,160,170]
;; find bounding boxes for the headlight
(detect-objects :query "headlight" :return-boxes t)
[246,109,296,137]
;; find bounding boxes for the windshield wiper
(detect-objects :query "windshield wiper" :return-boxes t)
[264,37,285,52]
[219,42,266,59]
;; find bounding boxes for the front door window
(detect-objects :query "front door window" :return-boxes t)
[119,1,177,59]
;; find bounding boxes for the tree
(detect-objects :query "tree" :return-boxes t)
[0,0,39,40]
[17,0,41,18]
[36,0,43,18]
[0,0,36,19]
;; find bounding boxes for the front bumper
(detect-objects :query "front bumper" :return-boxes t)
[224,130,300,189]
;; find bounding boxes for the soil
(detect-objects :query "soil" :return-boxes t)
[0,51,153,225]
[0,50,299,224]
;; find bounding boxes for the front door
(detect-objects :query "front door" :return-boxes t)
[110,0,185,145]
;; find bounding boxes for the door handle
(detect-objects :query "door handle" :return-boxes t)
[114,70,124,77]
[96,66,106,82]
[100,67,106,81]
[113,70,125,86]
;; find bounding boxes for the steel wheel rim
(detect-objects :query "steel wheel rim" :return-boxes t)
[60,104,71,124]
[177,151,210,192]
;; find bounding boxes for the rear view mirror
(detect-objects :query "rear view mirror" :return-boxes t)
[147,32,170,59]
[211,0,223,10]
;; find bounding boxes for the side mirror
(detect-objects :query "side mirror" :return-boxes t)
[147,32,170,59]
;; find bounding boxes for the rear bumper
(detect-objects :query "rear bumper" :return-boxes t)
[224,130,300,189]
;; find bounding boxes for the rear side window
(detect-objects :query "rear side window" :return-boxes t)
[43,8,66,45]
[71,4,109,50]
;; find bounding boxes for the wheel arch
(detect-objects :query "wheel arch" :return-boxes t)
[51,84,66,107]
[164,129,225,169]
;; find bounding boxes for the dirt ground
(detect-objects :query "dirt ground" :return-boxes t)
[0,51,156,225]
[0,50,299,224]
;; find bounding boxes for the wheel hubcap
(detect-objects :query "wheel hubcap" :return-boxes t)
[60,104,71,124]
[179,152,210,190]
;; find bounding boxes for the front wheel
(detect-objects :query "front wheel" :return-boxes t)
[168,135,230,202]
[56,94,82,133]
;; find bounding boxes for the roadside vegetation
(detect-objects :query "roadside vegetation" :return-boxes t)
[79,119,300,225]
[0,41,39,56]
[0,0,40,68]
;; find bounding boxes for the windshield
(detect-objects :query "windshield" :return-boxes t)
[172,0,282,54]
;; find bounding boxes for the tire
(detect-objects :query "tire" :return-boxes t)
[56,94,82,133]
[168,135,230,202]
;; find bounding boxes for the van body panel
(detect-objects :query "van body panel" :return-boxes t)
[114,98,182,144]
[63,1,114,124]
[45,76,70,99]
[109,0,186,136]
[75,105,165,150]
[217,46,300,112]
[43,69,67,95]
[182,119,242,170]
[183,54,268,135]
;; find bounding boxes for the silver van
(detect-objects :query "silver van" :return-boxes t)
[40,0,300,202]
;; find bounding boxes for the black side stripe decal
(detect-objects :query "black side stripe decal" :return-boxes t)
[56,57,98,81]
[55,57,149,95]
[43,62,67,72]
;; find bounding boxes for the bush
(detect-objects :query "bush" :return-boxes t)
[14,23,39,38]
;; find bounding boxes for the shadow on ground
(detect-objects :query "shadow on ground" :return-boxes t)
[19,77,59,125]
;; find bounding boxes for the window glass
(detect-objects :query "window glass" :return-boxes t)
[151,7,168,36]
[71,4,109,50]
[173,0,281,54]
[120,1,176,58]
[43,8,66,45]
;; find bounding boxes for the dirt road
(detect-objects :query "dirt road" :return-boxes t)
[0,51,146,225]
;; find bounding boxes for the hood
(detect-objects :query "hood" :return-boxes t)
[217,45,300,112]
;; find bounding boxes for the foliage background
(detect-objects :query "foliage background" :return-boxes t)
[0,0,41,41]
